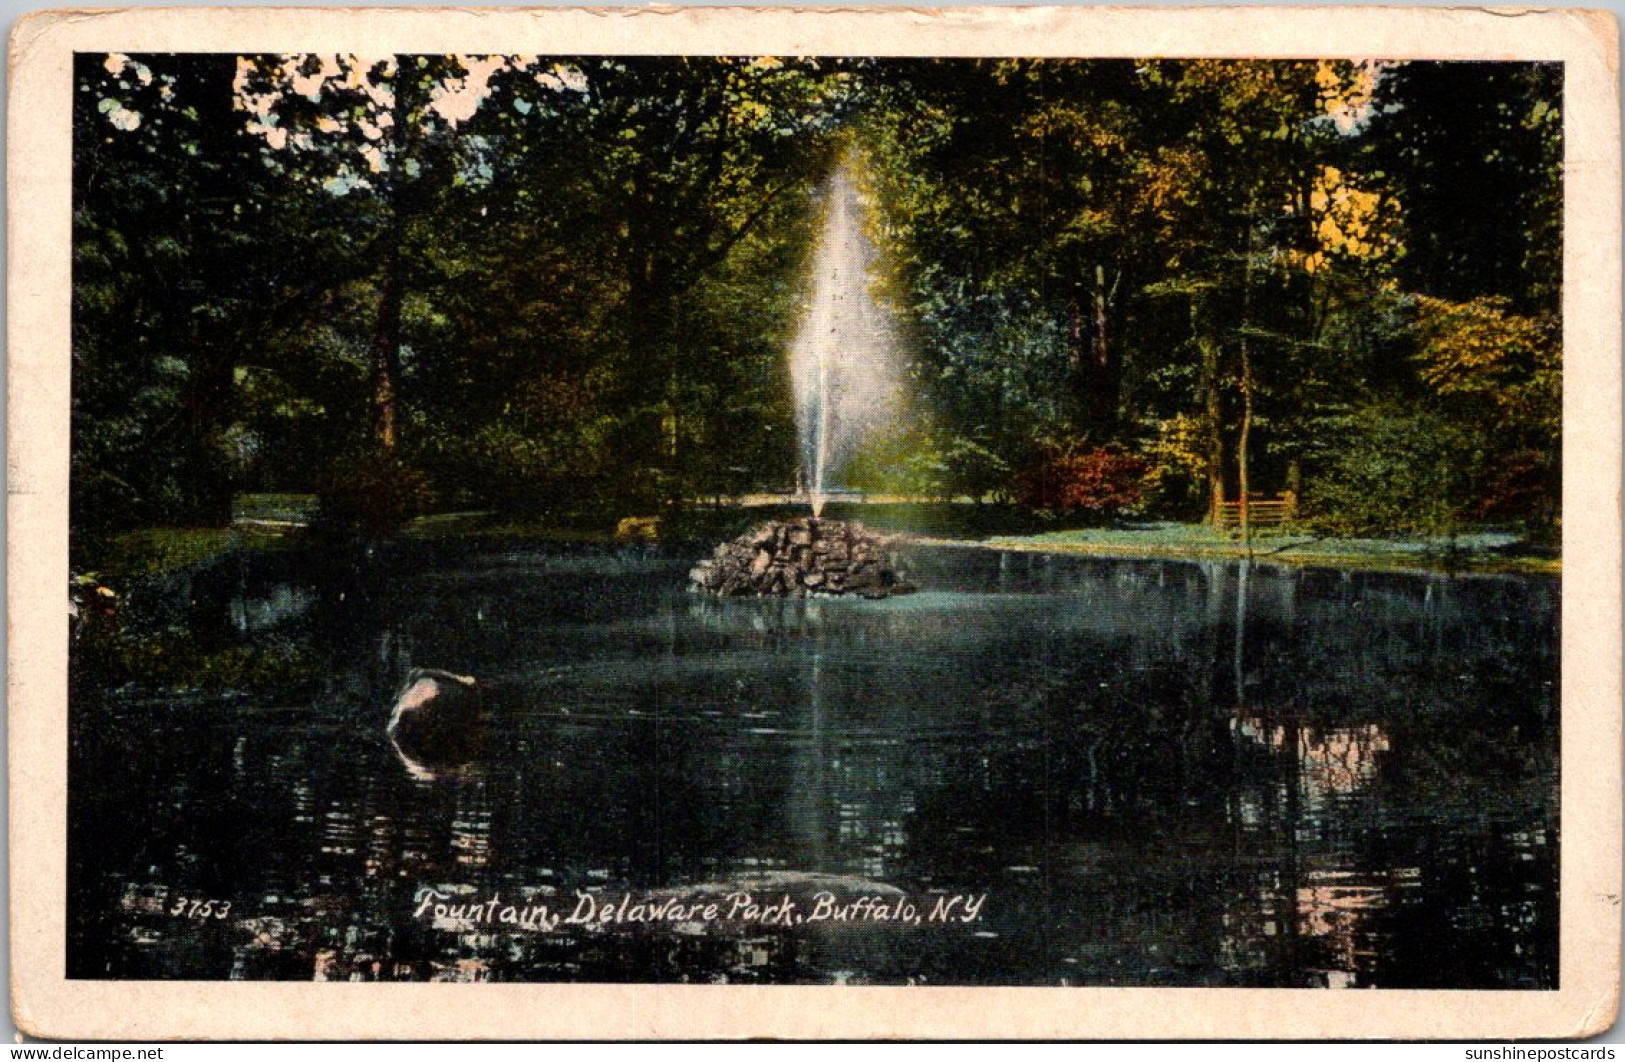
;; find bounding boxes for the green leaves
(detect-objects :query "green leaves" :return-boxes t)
[70,54,1562,535]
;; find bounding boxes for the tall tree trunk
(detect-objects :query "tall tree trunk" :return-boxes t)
[1237,204,1258,551]
[175,337,237,525]
[665,362,682,510]
[1237,377,1252,544]
[369,240,403,456]
[1068,289,1088,424]
[1092,263,1115,432]
[1194,301,1226,529]
[662,251,684,511]
[1069,272,1119,437]
[368,56,416,458]
[621,211,675,510]
[1092,264,1110,371]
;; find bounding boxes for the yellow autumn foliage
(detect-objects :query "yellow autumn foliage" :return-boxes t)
[1315,60,1387,134]
[1139,414,1210,501]
[1293,164,1400,274]
[1412,295,1560,438]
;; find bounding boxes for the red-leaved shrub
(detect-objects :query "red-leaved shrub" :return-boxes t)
[1014,446,1147,519]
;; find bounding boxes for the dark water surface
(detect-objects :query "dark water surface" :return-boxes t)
[69,542,1559,987]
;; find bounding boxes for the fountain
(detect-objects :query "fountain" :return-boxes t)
[690,156,915,599]
[789,157,902,517]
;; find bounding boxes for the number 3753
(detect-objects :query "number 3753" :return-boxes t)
[169,898,231,919]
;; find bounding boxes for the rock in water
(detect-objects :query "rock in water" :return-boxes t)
[689,518,917,599]
[387,668,484,781]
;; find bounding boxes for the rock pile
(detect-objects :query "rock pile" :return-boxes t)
[689,518,917,599]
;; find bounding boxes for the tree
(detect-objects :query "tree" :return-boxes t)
[74,53,326,532]
[1366,62,1562,315]
[70,55,1563,540]
[863,59,1149,460]
[501,57,855,508]
[1411,295,1560,523]
[232,54,508,464]
[1302,405,1482,537]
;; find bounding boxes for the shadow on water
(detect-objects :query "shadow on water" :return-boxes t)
[68,540,1558,986]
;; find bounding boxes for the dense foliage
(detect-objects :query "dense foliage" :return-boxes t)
[72,55,1561,543]
[1013,446,1148,520]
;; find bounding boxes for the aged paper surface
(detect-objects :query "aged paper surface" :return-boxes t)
[8,4,1621,1040]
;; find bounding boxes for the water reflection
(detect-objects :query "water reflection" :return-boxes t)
[68,544,1558,987]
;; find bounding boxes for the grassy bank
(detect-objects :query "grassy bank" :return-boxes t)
[956,522,1560,576]
[413,506,1559,576]
[80,526,290,580]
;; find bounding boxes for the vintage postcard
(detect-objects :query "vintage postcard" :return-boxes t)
[7,4,1621,1041]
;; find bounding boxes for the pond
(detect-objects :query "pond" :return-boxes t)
[68,539,1559,987]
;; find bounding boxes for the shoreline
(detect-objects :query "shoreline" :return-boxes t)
[86,515,1562,582]
[913,532,1561,578]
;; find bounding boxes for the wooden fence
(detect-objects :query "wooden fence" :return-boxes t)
[1215,492,1297,531]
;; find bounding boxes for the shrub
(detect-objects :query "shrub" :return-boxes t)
[942,437,1012,503]
[1138,414,1210,520]
[1014,445,1147,520]
[845,427,950,499]
[317,452,434,533]
[847,429,1016,503]
[1301,406,1478,537]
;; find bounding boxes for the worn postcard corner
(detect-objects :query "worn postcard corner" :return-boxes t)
[6,2,1621,1043]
